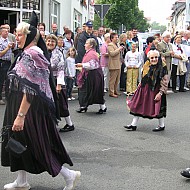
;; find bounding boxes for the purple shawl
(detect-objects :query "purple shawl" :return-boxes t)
[13,46,54,102]
[77,48,99,88]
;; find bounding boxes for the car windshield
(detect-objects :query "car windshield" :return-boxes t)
[138,33,153,40]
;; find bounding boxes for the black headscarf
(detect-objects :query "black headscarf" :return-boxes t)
[26,11,50,61]
[10,11,50,69]
[141,57,168,91]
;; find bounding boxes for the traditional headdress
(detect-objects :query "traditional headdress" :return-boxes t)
[25,11,50,61]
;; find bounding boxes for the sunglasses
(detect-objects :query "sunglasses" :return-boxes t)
[150,56,158,59]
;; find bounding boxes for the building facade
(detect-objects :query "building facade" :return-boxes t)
[168,0,187,34]
[0,0,94,34]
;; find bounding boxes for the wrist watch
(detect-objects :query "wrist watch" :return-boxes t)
[17,112,26,117]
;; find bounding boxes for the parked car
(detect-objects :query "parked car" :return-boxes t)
[138,32,155,50]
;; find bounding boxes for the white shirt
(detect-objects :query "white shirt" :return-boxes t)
[66,57,76,77]
[97,36,105,48]
[172,43,184,65]
[124,51,141,68]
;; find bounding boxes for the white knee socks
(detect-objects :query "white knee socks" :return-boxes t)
[16,170,27,185]
[60,166,74,179]
[131,116,139,126]
[65,116,73,126]
[100,104,106,110]
[158,118,165,128]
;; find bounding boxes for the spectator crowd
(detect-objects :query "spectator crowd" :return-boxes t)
[1,20,190,106]
[1,13,190,190]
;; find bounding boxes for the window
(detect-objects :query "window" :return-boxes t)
[73,10,82,33]
[1,0,20,8]
[51,1,59,25]
[22,0,40,10]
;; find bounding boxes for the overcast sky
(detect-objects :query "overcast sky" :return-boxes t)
[138,0,176,24]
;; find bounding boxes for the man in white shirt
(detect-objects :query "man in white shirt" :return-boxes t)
[97,27,105,48]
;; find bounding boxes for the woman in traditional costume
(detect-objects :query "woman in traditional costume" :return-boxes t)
[46,34,74,133]
[1,12,80,190]
[124,50,169,132]
[76,38,107,114]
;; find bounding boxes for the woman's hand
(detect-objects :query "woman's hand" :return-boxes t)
[76,63,83,67]
[56,84,62,93]
[161,57,166,62]
[12,116,25,131]
[154,93,162,101]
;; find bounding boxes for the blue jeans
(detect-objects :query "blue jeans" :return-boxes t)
[66,77,74,98]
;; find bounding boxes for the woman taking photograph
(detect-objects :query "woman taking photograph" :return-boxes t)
[1,12,80,190]
[76,38,106,114]
[124,50,169,132]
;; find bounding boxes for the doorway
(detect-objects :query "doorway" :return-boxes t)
[0,10,18,33]
[8,12,19,33]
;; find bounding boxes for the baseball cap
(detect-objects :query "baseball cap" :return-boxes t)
[86,21,93,27]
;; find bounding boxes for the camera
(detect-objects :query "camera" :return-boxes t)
[120,43,125,49]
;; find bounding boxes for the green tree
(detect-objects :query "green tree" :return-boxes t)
[95,0,149,32]
[150,21,167,33]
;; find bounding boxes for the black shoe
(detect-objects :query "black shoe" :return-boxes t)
[59,124,75,132]
[181,168,190,178]
[96,107,107,114]
[152,126,165,132]
[76,107,87,113]
[172,89,178,93]
[124,125,137,131]
[179,89,187,92]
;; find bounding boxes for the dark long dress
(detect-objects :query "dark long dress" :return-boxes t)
[1,47,73,177]
[50,47,70,118]
[78,68,105,107]
[77,48,105,108]
[128,61,168,119]
[129,84,167,119]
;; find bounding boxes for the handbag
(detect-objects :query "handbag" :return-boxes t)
[5,136,27,157]
[3,126,27,158]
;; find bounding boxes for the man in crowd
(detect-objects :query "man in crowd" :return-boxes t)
[0,26,13,105]
[1,24,16,62]
[75,21,99,64]
[157,31,174,88]
[74,27,82,49]
[63,29,74,58]
[132,28,139,43]
[97,26,105,48]
[107,32,124,98]
[82,23,86,31]
[1,24,15,43]
[51,23,60,36]
[63,25,74,40]
[37,22,50,36]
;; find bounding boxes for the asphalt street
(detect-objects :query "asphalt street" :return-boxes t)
[0,91,190,190]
